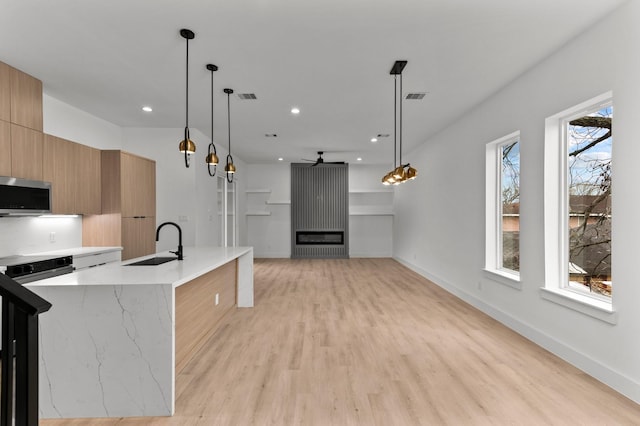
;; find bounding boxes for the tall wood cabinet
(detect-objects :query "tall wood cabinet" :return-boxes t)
[83,150,156,260]
[0,60,44,180]
[43,134,101,214]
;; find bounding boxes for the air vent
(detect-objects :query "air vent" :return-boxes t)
[405,93,426,100]
[377,133,390,138]
[237,93,257,100]
[265,133,277,138]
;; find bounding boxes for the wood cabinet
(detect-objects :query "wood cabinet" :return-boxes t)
[175,259,237,373]
[9,65,43,131]
[83,150,156,260]
[43,134,101,214]
[0,120,10,176]
[10,124,43,180]
[121,216,156,260]
[0,61,44,178]
[0,62,10,122]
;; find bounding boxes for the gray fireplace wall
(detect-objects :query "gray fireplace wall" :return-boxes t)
[291,163,349,258]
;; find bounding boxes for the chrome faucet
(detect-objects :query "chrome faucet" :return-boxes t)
[156,221,183,260]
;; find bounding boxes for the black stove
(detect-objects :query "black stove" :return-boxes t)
[0,254,73,284]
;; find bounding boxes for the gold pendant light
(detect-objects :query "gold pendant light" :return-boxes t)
[178,29,196,168]
[224,88,236,182]
[205,64,219,176]
[381,60,418,185]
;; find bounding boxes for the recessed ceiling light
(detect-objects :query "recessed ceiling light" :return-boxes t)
[357,157,362,161]
[291,107,300,115]
[278,157,284,161]
[142,106,153,112]
[370,138,378,143]
[265,133,278,137]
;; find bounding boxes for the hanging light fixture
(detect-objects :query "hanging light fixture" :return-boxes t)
[178,29,196,168]
[205,64,219,176]
[381,60,418,185]
[224,88,236,182]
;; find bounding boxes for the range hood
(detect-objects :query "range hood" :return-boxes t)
[0,176,52,215]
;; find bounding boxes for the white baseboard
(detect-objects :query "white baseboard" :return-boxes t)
[394,256,640,405]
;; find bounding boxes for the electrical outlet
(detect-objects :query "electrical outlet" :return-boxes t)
[215,293,219,306]
[49,232,56,243]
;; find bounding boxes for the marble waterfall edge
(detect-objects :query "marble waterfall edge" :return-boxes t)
[34,284,174,418]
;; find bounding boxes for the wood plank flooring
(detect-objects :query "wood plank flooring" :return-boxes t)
[41,258,640,425]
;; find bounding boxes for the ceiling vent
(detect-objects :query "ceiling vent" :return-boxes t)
[377,133,390,138]
[405,93,426,100]
[237,93,257,100]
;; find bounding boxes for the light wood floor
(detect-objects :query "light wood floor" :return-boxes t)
[41,258,640,425]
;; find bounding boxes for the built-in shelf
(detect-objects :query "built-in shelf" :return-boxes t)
[349,189,394,193]
[245,211,272,216]
[349,206,394,216]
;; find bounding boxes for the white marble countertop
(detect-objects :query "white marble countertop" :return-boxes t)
[29,246,123,257]
[25,246,252,288]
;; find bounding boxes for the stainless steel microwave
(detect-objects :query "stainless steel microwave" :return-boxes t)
[0,176,52,215]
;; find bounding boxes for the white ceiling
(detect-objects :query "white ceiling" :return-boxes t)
[0,0,626,165]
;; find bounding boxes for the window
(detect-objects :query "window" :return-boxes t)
[543,92,614,321]
[485,131,521,285]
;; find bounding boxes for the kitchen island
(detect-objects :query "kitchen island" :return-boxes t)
[25,246,254,419]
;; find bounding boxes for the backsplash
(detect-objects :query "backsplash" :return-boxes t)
[0,216,82,257]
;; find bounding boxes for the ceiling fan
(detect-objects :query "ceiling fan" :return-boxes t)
[302,151,346,167]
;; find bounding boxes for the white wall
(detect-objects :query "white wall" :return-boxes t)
[393,1,640,403]
[42,94,122,150]
[245,163,393,258]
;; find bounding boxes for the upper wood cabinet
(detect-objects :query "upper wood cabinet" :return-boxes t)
[0,61,44,179]
[0,63,10,123]
[9,65,43,131]
[0,120,10,176]
[83,150,156,260]
[10,124,42,180]
[101,150,156,217]
[43,134,101,214]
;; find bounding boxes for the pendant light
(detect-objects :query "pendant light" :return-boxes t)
[381,60,418,185]
[205,64,219,176]
[224,88,236,183]
[178,28,196,168]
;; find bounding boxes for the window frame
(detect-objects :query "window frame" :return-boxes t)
[484,130,521,288]
[542,92,616,323]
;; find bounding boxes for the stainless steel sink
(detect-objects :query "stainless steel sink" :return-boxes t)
[126,256,178,266]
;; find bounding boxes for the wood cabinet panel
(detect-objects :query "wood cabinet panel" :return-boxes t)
[43,134,101,214]
[0,62,10,122]
[121,216,156,260]
[75,142,101,214]
[121,152,155,217]
[84,150,156,258]
[10,66,43,131]
[10,124,42,180]
[175,260,237,373]
[43,134,74,212]
[0,120,10,176]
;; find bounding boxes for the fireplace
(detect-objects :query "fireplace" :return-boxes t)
[296,231,344,245]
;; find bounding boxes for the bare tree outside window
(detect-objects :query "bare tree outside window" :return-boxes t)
[501,141,520,272]
[567,105,612,297]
